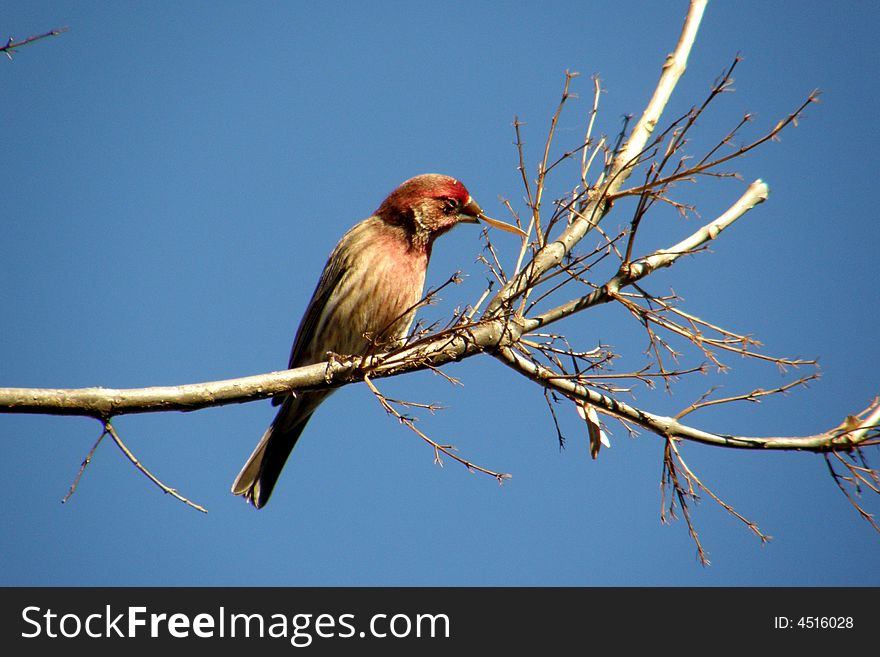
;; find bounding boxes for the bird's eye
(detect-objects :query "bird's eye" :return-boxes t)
[443,198,460,214]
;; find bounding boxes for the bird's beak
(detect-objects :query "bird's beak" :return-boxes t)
[461,197,528,238]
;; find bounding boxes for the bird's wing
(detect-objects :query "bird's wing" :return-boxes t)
[287,259,347,369]
[271,239,352,406]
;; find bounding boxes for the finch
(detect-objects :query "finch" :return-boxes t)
[232,173,524,508]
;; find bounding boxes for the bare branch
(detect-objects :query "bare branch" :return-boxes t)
[364,376,510,483]
[104,421,207,513]
[666,436,770,544]
[62,426,107,505]
[1,27,67,60]
[495,344,877,454]
[676,375,820,420]
[527,179,770,331]
[532,70,579,247]
[581,75,603,189]
[483,0,709,318]
[825,447,880,533]
[661,438,709,565]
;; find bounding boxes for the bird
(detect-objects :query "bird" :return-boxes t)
[232,173,525,508]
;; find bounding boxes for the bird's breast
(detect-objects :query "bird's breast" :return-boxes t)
[311,223,428,358]
[357,232,428,341]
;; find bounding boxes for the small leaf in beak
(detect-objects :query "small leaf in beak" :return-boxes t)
[478,213,528,238]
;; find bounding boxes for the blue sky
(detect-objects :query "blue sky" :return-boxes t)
[2,1,877,586]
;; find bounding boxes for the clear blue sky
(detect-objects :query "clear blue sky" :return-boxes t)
[2,1,877,586]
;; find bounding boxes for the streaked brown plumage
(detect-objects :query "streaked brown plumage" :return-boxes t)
[232,173,524,508]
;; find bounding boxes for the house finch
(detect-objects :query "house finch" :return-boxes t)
[232,173,524,508]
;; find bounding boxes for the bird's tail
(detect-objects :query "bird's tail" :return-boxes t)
[231,397,315,509]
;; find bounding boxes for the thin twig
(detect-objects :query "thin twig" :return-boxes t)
[105,421,208,513]
[581,75,603,188]
[1,27,67,59]
[661,438,709,565]
[62,426,108,504]
[363,376,510,483]
[824,451,880,533]
[667,436,770,544]
[676,374,820,419]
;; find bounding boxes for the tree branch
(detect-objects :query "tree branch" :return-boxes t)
[1,27,67,60]
[526,179,769,330]
[482,0,708,317]
[495,344,878,453]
